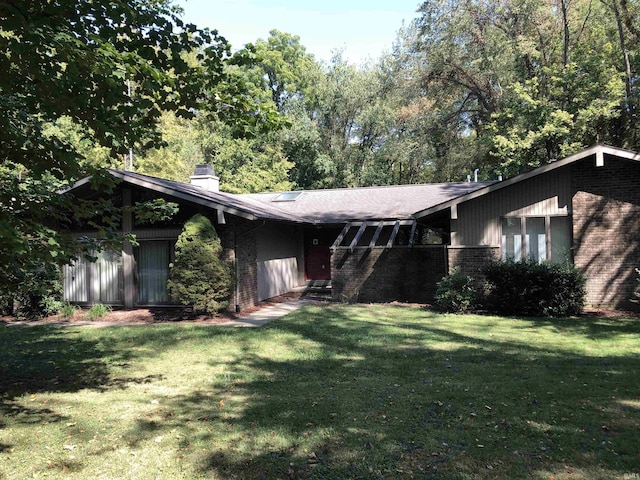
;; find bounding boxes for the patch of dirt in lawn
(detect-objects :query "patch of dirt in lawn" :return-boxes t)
[0,292,306,326]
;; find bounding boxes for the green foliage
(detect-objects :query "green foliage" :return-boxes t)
[87,304,112,321]
[244,29,321,112]
[136,111,294,193]
[633,268,640,305]
[213,135,294,193]
[135,111,210,182]
[168,214,232,314]
[0,1,274,303]
[404,0,640,179]
[0,261,63,320]
[59,302,79,319]
[483,259,586,317]
[0,0,228,176]
[129,199,180,226]
[435,267,477,313]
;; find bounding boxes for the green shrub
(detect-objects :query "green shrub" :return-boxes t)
[59,302,79,319]
[483,258,586,317]
[0,262,63,320]
[87,303,112,320]
[632,268,640,305]
[167,214,232,314]
[435,267,477,313]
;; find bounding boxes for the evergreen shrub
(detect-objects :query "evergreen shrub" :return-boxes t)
[483,258,586,317]
[168,214,232,314]
[435,267,477,313]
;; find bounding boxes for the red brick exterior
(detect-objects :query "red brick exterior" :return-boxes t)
[571,158,640,309]
[331,246,446,304]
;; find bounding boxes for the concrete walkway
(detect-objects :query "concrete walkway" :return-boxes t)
[214,297,312,327]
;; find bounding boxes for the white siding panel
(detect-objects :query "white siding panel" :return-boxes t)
[257,257,298,301]
[97,251,124,303]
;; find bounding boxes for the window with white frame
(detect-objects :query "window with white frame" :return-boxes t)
[501,216,571,263]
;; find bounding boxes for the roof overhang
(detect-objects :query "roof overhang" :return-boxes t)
[413,144,640,219]
[66,170,272,222]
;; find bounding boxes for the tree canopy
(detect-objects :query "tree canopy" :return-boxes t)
[0,0,258,300]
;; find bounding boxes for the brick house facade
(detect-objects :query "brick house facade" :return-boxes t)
[415,145,640,310]
[63,145,640,312]
[571,157,640,309]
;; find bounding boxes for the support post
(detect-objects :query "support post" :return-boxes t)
[122,187,136,308]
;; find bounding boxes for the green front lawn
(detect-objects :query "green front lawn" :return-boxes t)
[1,305,639,479]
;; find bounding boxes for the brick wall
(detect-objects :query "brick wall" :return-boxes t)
[220,218,259,312]
[572,157,640,309]
[447,246,500,290]
[331,246,446,304]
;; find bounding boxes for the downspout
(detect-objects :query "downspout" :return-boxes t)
[233,220,266,313]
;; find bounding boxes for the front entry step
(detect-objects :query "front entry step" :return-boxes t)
[299,281,332,300]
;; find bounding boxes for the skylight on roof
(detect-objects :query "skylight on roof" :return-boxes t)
[273,191,302,202]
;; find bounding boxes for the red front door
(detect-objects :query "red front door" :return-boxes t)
[305,245,331,280]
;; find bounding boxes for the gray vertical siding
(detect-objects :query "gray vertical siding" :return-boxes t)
[453,167,571,246]
[62,258,89,303]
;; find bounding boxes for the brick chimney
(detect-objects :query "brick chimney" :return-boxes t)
[190,164,219,192]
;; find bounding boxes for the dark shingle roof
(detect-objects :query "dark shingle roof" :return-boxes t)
[240,182,494,223]
[68,170,494,224]
[106,170,307,222]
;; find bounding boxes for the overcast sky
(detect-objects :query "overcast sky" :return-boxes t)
[176,0,422,64]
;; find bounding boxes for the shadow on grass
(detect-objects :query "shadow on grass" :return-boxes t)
[122,305,640,479]
[0,324,235,426]
[523,315,640,340]
[2,306,640,479]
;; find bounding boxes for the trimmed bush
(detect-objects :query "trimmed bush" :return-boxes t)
[168,214,232,314]
[435,267,477,313]
[483,258,586,317]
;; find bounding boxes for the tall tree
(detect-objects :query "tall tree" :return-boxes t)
[0,0,246,304]
[407,0,638,178]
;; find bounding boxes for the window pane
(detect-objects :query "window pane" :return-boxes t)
[501,218,522,261]
[138,241,170,304]
[526,217,546,263]
[550,216,571,263]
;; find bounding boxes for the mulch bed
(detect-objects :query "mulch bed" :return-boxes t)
[1,296,638,326]
[0,292,305,326]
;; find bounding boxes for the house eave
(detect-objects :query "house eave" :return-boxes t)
[111,171,261,221]
[413,144,640,219]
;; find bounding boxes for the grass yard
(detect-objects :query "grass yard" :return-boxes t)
[1,304,639,479]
